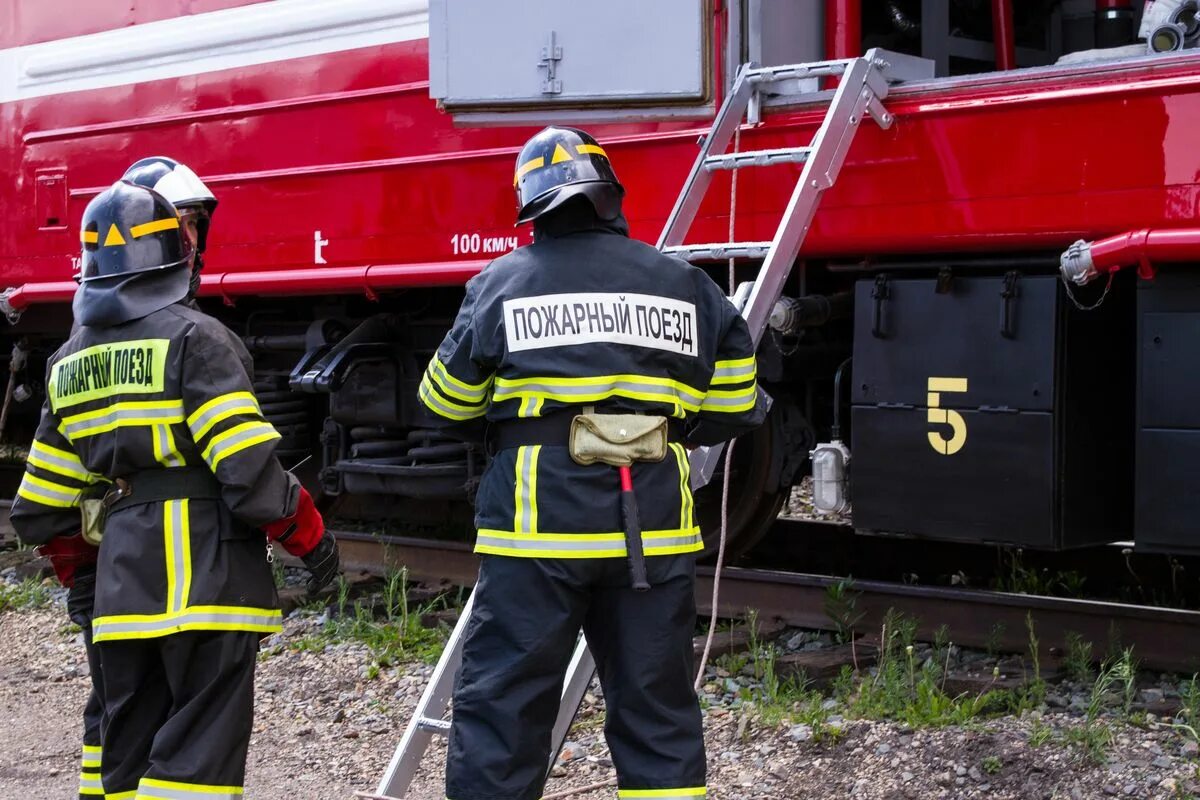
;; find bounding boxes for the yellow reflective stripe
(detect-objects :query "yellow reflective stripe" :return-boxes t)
[671,443,693,532]
[129,217,179,238]
[428,355,492,403]
[136,776,243,798]
[107,792,138,800]
[82,745,102,766]
[164,500,191,615]
[28,440,98,482]
[61,400,185,440]
[187,391,262,441]
[619,789,706,799]
[700,383,758,413]
[474,528,703,559]
[92,605,283,643]
[517,396,544,418]
[18,472,82,508]
[576,143,608,157]
[513,446,540,535]
[81,230,99,244]
[152,425,185,468]
[80,770,105,794]
[493,374,704,414]
[201,421,281,469]
[515,156,545,182]
[710,356,757,386]
[419,380,488,421]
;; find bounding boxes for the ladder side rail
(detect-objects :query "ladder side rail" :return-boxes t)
[741,57,877,344]
[656,65,756,250]
[376,591,476,797]
[545,638,598,779]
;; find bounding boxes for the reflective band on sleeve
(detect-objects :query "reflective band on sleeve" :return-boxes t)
[201,420,281,470]
[135,776,243,799]
[61,400,185,441]
[80,770,104,795]
[28,440,98,483]
[17,472,82,508]
[710,356,756,386]
[700,383,758,413]
[492,374,704,416]
[513,446,540,534]
[419,380,488,421]
[427,355,492,404]
[186,391,262,441]
[82,744,102,768]
[163,500,192,614]
[618,789,707,799]
[474,528,703,559]
[92,606,283,643]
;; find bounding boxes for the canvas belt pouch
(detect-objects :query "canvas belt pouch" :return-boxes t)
[569,409,669,467]
[80,491,108,546]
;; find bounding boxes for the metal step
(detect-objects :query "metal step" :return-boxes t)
[747,62,849,83]
[664,242,773,261]
[415,717,451,734]
[704,147,812,171]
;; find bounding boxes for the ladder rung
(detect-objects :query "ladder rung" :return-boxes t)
[704,147,812,171]
[415,717,452,735]
[664,242,773,262]
[747,62,848,83]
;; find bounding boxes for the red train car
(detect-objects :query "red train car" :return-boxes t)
[2,0,1198,556]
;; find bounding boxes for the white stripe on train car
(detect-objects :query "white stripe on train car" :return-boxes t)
[0,0,430,104]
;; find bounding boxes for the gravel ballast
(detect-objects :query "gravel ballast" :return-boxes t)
[3,598,1200,799]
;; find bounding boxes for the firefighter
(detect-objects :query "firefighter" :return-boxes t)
[50,156,223,800]
[10,179,340,798]
[421,126,766,800]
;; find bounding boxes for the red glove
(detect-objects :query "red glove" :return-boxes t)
[263,486,325,557]
[36,534,99,588]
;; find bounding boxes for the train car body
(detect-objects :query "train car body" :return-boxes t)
[2,0,1198,555]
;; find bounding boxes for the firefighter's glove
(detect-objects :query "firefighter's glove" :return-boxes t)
[67,564,97,629]
[262,486,325,558]
[36,534,98,589]
[301,530,340,596]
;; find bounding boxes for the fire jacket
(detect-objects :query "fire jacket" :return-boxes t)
[11,302,297,642]
[418,215,765,559]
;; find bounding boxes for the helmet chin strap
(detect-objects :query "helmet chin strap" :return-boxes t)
[188,252,204,300]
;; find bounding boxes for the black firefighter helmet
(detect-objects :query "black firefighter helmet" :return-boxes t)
[514,126,624,224]
[73,181,194,328]
[121,156,217,252]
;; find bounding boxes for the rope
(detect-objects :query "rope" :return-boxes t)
[695,124,743,693]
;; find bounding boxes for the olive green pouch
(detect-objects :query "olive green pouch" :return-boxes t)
[569,411,669,467]
[80,496,106,546]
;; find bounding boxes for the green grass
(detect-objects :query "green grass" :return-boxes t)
[0,578,55,612]
[286,570,451,676]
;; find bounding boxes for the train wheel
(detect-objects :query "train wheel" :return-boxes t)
[693,414,787,561]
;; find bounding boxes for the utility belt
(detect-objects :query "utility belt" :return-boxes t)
[488,410,684,454]
[490,408,688,591]
[81,467,223,545]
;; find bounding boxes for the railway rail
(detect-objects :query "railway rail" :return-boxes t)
[334,528,1200,675]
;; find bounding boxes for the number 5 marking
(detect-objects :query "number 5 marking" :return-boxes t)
[927,377,968,455]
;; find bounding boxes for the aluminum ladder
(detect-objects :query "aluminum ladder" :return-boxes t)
[371,47,930,800]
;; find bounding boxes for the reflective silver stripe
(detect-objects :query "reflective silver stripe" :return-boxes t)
[81,748,102,769]
[419,381,487,421]
[29,441,93,481]
[618,790,707,799]
[475,533,623,554]
[62,403,183,439]
[711,361,756,382]
[166,500,188,614]
[642,532,705,553]
[187,395,259,440]
[493,378,705,407]
[474,530,703,557]
[136,780,243,799]
[514,446,539,534]
[428,356,490,403]
[202,421,280,468]
[79,773,104,792]
[92,608,282,640]
[17,473,81,507]
[699,385,757,410]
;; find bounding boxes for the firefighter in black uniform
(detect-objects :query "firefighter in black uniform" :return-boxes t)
[421,126,766,800]
[52,156,222,799]
[11,180,340,798]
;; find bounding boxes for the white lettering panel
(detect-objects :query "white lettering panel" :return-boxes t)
[504,292,698,357]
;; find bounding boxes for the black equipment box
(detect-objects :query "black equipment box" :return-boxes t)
[851,273,1132,549]
[1135,270,1200,554]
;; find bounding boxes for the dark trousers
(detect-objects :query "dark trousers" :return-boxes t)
[79,626,104,797]
[98,631,259,797]
[446,555,706,800]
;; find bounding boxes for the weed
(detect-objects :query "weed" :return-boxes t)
[1179,675,1200,727]
[982,755,1002,774]
[824,578,865,644]
[1064,633,1095,683]
[1063,721,1114,763]
[0,578,54,612]
[1023,613,1046,708]
[1029,719,1054,747]
[270,552,286,589]
[985,622,1006,658]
